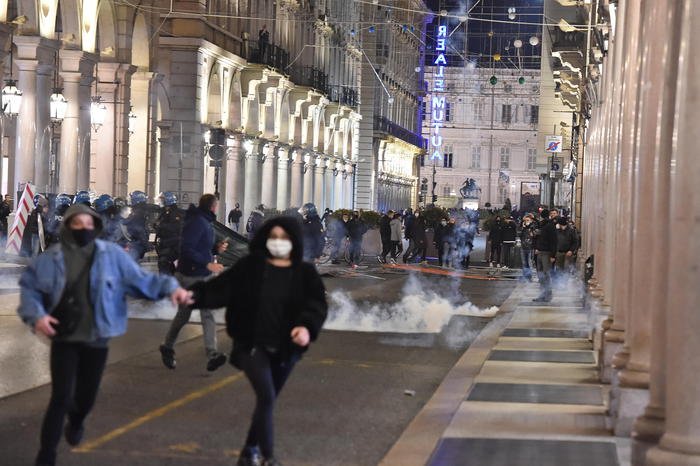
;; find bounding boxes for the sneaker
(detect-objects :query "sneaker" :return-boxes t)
[159,345,176,369]
[262,458,283,466]
[351,264,358,269]
[496,264,501,268]
[489,262,494,268]
[420,261,428,266]
[64,420,84,447]
[237,446,262,466]
[206,352,227,372]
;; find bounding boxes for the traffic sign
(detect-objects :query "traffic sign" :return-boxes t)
[545,135,563,153]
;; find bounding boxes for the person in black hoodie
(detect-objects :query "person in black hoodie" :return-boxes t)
[500,216,517,268]
[487,216,503,268]
[555,217,579,275]
[533,209,558,301]
[377,210,393,264]
[160,194,229,372]
[189,216,327,466]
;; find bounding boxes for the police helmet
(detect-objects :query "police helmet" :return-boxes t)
[160,191,177,207]
[33,194,48,208]
[299,202,317,218]
[114,197,127,209]
[130,190,147,206]
[94,194,114,213]
[54,193,72,210]
[74,190,91,206]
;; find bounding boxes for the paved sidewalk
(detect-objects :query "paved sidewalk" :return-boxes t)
[381,279,629,466]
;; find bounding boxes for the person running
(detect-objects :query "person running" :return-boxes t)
[404,210,427,264]
[18,204,191,466]
[246,205,265,241]
[160,194,229,371]
[433,216,450,267]
[187,216,327,466]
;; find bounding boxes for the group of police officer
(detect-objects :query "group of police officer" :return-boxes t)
[23,190,184,274]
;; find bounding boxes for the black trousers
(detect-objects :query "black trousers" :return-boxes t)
[37,341,109,465]
[240,348,299,459]
[390,240,402,259]
[380,239,392,260]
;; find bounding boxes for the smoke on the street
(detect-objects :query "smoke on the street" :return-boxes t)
[325,274,499,333]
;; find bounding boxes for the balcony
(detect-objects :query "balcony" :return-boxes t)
[328,85,359,108]
[374,116,426,149]
[288,65,329,94]
[244,40,290,73]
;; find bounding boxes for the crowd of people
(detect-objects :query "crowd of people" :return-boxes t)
[16,191,328,466]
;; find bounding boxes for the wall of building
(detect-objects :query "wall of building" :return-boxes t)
[421,66,541,210]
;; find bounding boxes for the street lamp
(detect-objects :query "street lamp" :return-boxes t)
[90,96,107,132]
[1,80,22,116]
[127,106,137,135]
[49,89,68,122]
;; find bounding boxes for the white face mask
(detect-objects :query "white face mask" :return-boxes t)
[266,238,293,258]
[441,221,447,226]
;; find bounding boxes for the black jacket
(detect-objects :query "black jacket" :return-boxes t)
[488,221,503,243]
[346,218,367,241]
[519,222,536,250]
[534,219,558,255]
[190,252,328,362]
[227,208,242,224]
[501,221,517,242]
[379,215,391,241]
[408,217,427,242]
[556,227,579,253]
[434,223,449,244]
[177,205,216,277]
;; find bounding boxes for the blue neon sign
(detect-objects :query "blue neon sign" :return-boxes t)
[430,24,447,161]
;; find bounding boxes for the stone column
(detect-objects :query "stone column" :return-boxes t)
[243,140,263,221]
[289,150,304,207]
[646,1,700,464]
[610,0,644,437]
[57,71,81,194]
[302,153,314,205]
[600,0,629,385]
[334,162,343,209]
[221,134,244,219]
[260,143,277,208]
[275,146,290,210]
[13,59,39,189]
[34,64,52,192]
[313,156,326,211]
[632,0,681,460]
[324,159,334,211]
[91,66,119,194]
[344,164,354,209]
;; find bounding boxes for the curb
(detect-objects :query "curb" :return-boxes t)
[378,282,527,466]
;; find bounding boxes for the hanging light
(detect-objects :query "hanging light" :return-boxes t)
[529,36,540,46]
[127,106,137,135]
[1,80,22,117]
[49,89,68,122]
[514,39,523,48]
[90,96,107,132]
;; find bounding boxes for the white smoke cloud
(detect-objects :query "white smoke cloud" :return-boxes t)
[325,274,499,334]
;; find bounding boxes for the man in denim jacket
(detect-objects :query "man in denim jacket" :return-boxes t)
[17,204,192,466]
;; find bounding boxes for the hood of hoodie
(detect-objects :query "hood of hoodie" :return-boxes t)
[185,204,216,223]
[59,204,104,247]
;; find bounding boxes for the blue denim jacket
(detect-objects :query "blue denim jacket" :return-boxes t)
[17,239,178,338]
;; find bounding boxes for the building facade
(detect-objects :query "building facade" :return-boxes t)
[0,0,428,223]
[421,66,542,211]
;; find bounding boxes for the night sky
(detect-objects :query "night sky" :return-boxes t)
[424,0,544,70]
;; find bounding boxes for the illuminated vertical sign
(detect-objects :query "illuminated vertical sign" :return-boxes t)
[430,24,447,161]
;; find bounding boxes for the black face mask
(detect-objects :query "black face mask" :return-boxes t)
[71,228,97,247]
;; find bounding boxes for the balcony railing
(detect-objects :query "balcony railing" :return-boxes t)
[245,40,290,72]
[374,116,426,149]
[328,85,359,108]
[288,65,329,93]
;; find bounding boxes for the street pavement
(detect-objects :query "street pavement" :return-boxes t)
[0,257,517,466]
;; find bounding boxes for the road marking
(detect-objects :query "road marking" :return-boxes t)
[383,263,499,280]
[74,373,244,453]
